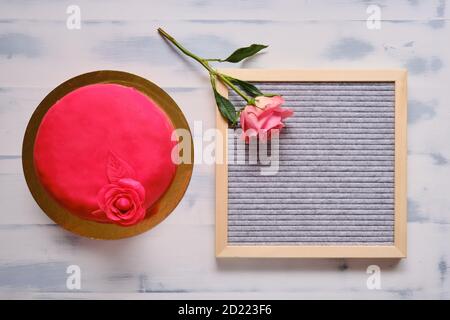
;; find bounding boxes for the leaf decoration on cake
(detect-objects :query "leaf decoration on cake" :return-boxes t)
[106,151,136,183]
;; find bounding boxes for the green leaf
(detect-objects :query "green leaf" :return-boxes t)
[223,44,268,63]
[213,88,238,125]
[228,77,263,97]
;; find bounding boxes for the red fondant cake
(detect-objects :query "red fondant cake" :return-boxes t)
[33,83,177,226]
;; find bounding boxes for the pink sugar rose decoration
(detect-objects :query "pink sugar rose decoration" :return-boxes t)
[96,178,146,227]
[92,152,146,226]
[240,96,293,143]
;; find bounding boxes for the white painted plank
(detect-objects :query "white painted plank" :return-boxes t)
[0,0,448,21]
[0,223,448,298]
[0,19,449,87]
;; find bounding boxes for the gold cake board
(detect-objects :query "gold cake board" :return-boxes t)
[22,70,194,240]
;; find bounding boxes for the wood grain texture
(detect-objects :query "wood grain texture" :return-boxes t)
[215,80,229,256]
[0,0,449,299]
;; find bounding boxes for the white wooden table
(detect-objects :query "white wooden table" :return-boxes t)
[0,0,449,299]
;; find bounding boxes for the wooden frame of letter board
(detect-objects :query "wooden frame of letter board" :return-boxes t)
[215,69,407,258]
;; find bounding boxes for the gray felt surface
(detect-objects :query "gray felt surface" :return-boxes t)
[227,82,395,245]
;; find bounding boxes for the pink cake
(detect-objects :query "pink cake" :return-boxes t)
[33,83,177,226]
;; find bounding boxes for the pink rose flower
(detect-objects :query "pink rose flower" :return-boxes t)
[240,96,293,143]
[96,178,146,226]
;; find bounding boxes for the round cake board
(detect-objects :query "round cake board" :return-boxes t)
[22,70,194,240]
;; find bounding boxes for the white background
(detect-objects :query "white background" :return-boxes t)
[0,0,449,299]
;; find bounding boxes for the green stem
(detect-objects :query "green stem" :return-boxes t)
[158,27,253,104]
[158,28,214,74]
[210,73,217,89]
